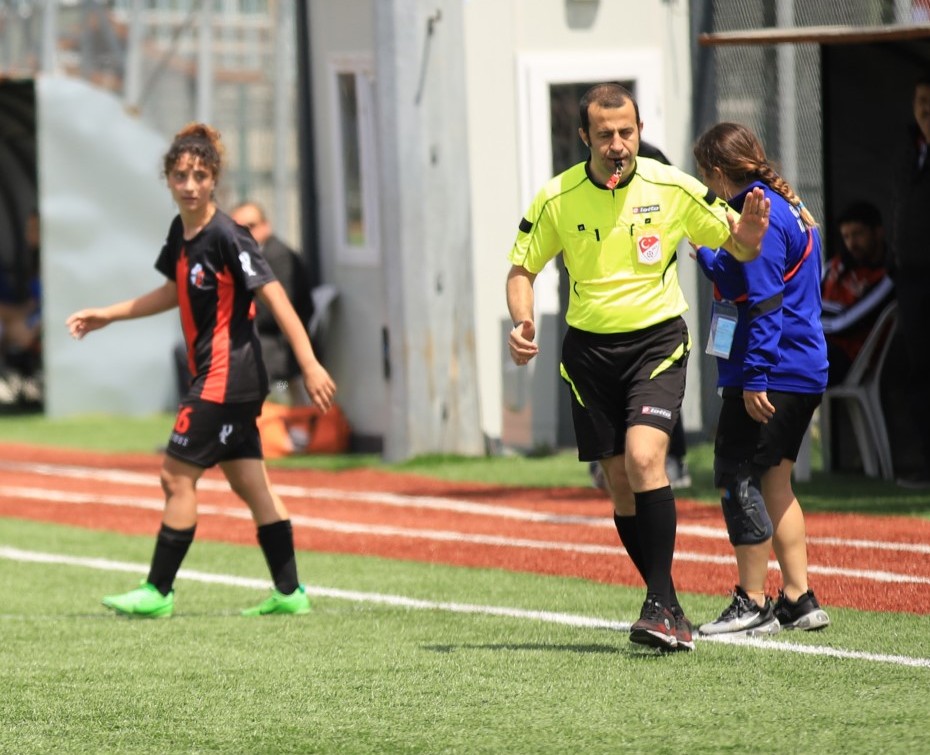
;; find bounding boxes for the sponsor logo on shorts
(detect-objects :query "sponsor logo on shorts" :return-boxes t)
[219,424,234,445]
[632,204,660,214]
[641,406,672,420]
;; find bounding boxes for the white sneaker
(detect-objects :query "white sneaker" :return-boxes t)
[699,586,781,637]
[666,457,692,489]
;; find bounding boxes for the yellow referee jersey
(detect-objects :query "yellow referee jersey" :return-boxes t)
[509,156,734,333]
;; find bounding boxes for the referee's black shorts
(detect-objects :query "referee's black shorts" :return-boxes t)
[714,387,822,476]
[561,316,690,462]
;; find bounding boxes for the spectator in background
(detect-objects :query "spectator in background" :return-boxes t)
[230,201,315,404]
[820,201,894,386]
[890,74,930,489]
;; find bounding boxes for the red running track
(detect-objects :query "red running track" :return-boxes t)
[0,443,928,614]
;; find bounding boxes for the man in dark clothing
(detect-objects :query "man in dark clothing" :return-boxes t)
[231,202,315,402]
[821,201,894,386]
[890,75,930,488]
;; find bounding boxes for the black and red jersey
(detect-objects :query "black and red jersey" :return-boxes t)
[156,210,276,404]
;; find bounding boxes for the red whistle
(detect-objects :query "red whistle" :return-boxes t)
[604,158,623,189]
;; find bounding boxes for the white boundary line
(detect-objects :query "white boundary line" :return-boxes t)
[1,545,928,670]
[2,484,928,586]
[2,460,929,555]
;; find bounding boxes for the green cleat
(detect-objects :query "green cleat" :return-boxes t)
[242,585,311,616]
[102,581,174,618]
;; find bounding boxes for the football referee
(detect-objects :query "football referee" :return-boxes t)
[505,82,770,651]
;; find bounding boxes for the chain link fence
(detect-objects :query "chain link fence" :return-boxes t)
[698,0,928,232]
[0,0,298,242]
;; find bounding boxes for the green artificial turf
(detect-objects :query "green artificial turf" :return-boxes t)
[0,518,927,755]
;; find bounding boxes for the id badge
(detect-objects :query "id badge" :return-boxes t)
[706,301,738,359]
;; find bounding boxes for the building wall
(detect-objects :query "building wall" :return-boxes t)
[464,0,699,441]
[307,0,389,445]
[308,0,697,446]
[40,76,178,418]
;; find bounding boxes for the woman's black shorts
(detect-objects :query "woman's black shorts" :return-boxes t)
[166,398,264,468]
[715,387,822,473]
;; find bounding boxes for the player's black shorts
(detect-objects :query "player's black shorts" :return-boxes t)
[166,398,264,468]
[714,387,822,475]
[561,316,690,462]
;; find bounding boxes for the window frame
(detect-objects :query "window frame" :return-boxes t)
[327,53,380,267]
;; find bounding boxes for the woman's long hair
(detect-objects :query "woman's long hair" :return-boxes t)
[694,122,816,228]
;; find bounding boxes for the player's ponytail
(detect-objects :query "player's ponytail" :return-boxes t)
[694,121,817,229]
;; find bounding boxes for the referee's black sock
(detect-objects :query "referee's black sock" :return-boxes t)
[633,486,677,608]
[613,513,681,609]
[257,519,299,595]
[147,523,196,596]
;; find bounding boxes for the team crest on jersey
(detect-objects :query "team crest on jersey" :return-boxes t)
[636,234,662,265]
[189,263,206,288]
[239,251,258,277]
[632,204,660,214]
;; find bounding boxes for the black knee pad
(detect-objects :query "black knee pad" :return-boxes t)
[715,467,772,546]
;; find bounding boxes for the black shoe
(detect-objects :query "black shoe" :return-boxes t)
[698,585,780,637]
[670,605,695,651]
[773,589,830,631]
[629,596,677,650]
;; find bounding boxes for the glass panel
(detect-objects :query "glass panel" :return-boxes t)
[337,71,364,246]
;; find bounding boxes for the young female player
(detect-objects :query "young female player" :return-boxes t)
[67,123,336,618]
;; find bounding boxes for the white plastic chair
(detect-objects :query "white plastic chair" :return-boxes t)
[820,301,899,479]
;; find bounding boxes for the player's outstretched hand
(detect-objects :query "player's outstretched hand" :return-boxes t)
[66,309,111,340]
[304,362,337,412]
[727,186,771,257]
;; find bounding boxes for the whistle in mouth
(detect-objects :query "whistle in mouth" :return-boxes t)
[605,158,623,189]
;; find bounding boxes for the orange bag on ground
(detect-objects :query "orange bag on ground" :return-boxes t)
[257,401,351,458]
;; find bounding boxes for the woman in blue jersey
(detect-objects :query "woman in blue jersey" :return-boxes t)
[691,122,830,636]
[67,123,336,618]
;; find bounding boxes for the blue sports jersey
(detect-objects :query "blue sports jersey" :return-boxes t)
[694,182,828,393]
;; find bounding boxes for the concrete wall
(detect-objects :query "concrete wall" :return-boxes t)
[307,0,388,446]
[464,0,700,441]
[40,75,178,418]
[307,0,698,447]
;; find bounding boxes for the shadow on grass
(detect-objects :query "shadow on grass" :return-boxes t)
[422,642,619,654]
